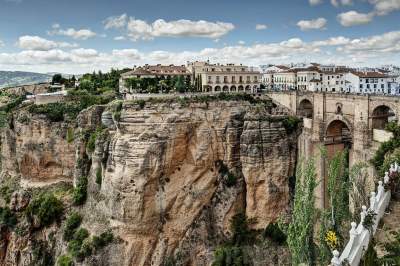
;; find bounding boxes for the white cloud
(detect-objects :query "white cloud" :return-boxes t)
[331,0,353,7]
[1,31,400,73]
[297,17,327,31]
[339,31,400,53]
[313,36,351,46]
[238,40,245,45]
[103,14,128,29]
[114,36,126,41]
[16,35,78,51]
[369,0,400,15]
[0,40,4,47]
[337,11,374,26]
[104,16,235,41]
[48,24,97,40]
[255,24,268,30]
[309,0,323,5]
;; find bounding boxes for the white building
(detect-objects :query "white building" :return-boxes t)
[188,61,262,93]
[344,71,391,94]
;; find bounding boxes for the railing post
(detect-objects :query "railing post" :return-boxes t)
[384,171,390,184]
[370,192,376,211]
[331,250,341,266]
[377,181,384,201]
[360,205,367,231]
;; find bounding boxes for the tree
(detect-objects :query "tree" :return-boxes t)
[175,76,186,93]
[287,158,318,265]
[52,74,63,84]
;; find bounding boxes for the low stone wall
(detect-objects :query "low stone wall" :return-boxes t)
[331,163,399,266]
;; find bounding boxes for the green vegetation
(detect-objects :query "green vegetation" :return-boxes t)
[0,177,20,204]
[72,176,88,205]
[128,92,274,108]
[96,168,102,186]
[28,90,114,122]
[216,160,238,187]
[110,100,123,121]
[63,212,82,241]
[371,122,400,176]
[124,75,193,94]
[212,246,251,266]
[66,128,75,143]
[263,223,286,245]
[0,207,17,228]
[282,116,301,134]
[31,239,55,266]
[57,255,74,266]
[86,126,107,153]
[65,225,114,262]
[381,230,400,264]
[212,213,256,266]
[26,192,63,228]
[287,157,318,265]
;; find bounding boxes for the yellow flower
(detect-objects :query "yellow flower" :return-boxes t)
[325,230,339,250]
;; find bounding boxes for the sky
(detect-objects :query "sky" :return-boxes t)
[0,0,399,74]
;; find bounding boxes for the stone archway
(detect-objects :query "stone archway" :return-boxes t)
[297,99,313,118]
[238,85,244,91]
[245,85,251,92]
[323,119,352,208]
[223,85,229,92]
[214,86,221,92]
[230,85,237,92]
[371,105,397,130]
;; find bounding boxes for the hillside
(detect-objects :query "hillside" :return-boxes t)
[0,71,51,88]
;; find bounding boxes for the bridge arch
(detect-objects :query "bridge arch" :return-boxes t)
[297,99,313,118]
[371,104,397,130]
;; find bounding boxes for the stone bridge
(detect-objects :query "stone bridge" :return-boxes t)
[266,91,400,208]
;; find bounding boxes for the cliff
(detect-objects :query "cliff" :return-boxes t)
[0,96,298,266]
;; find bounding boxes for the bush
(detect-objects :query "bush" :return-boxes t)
[26,192,63,227]
[230,213,256,246]
[282,116,301,134]
[72,176,88,205]
[92,230,114,250]
[264,223,287,245]
[68,228,90,259]
[225,173,237,187]
[57,255,74,266]
[63,212,82,241]
[212,246,251,266]
[0,207,17,228]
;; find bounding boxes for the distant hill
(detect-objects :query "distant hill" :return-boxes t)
[0,71,52,89]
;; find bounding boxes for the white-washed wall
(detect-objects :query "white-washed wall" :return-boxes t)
[331,162,399,266]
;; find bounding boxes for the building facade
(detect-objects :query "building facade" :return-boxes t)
[188,61,262,93]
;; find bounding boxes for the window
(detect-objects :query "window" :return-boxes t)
[360,84,363,88]
[374,84,377,89]
[367,84,370,89]
[381,84,384,89]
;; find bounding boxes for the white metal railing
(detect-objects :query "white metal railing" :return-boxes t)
[331,162,399,266]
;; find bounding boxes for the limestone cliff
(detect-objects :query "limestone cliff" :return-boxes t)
[0,97,298,266]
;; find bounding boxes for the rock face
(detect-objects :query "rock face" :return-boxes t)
[0,99,298,266]
[86,100,297,265]
[1,110,75,185]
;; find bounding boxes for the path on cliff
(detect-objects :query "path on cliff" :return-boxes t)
[375,195,400,257]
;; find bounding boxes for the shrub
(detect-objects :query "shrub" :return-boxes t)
[225,173,237,187]
[68,228,89,259]
[230,213,256,246]
[63,212,82,241]
[282,116,301,134]
[72,176,88,205]
[57,255,74,266]
[96,168,102,186]
[212,246,251,266]
[26,192,63,227]
[264,223,287,245]
[31,239,54,266]
[0,207,17,228]
[92,230,114,250]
